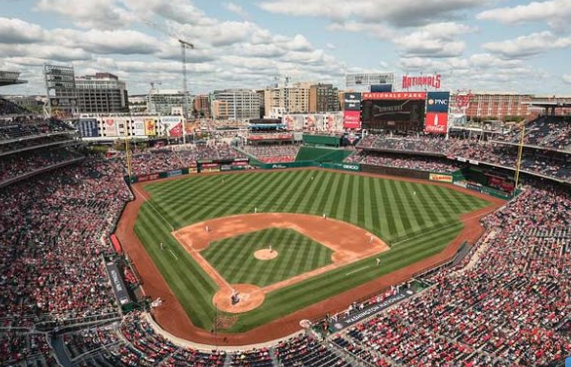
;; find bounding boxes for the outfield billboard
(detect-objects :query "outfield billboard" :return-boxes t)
[429,173,453,183]
[343,92,362,111]
[425,112,449,134]
[77,119,98,137]
[145,119,156,136]
[426,92,450,113]
[343,110,361,129]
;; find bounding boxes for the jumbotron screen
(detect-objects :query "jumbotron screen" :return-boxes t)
[361,92,426,131]
[361,99,426,131]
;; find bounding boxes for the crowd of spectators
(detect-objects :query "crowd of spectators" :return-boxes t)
[0,117,74,142]
[493,116,571,151]
[357,132,571,183]
[331,182,571,366]
[242,144,300,163]
[448,140,571,182]
[130,143,245,176]
[0,158,131,331]
[0,147,84,185]
[346,150,464,174]
[0,331,57,366]
[358,134,449,155]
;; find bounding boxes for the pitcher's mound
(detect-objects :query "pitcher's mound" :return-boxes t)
[213,284,265,313]
[254,249,278,260]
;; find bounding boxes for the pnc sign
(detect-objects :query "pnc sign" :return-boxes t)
[426,92,450,113]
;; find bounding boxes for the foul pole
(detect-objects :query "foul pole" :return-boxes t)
[514,122,526,189]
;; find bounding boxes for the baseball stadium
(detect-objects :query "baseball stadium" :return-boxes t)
[1,6,571,365]
[2,71,571,366]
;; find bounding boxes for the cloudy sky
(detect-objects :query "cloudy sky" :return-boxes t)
[1,0,571,95]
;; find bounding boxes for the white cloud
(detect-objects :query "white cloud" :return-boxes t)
[53,29,160,55]
[260,0,493,27]
[395,22,475,58]
[477,0,571,30]
[35,0,133,30]
[327,21,396,40]
[563,75,571,84]
[0,18,46,44]
[223,2,250,20]
[483,31,571,59]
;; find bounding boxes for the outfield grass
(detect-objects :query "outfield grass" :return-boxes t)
[201,228,333,287]
[133,169,491,332]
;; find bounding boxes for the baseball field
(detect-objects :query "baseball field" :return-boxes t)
[131,169,492,334]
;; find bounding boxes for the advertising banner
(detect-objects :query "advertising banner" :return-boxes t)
[168,122,183,137]
[200,163,220,173]
[105,262,131,306]
[137,173,160,182]
[77,119,98,137]
[343,110,361,129]
[426,92,450,113]
[362,92,427,100]
[425,112,448,134]
[145,119,156,136]
[429,173,453,183]
[104,119,117,136]
[343,92,362,111]
[160,116,183,137]
[132,117,146,136]
[167,169,183,177]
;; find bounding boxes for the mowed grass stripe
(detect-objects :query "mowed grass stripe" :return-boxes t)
[202,228,332,287]
[134,169,494,332]
[135,209,216,325]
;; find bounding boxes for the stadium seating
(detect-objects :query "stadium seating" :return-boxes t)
[241,144,300,163]
[0,96,29,116]
[346,150,464,173]
[494,116,571,151]
[2,128,571,366]
[130,143,245,175]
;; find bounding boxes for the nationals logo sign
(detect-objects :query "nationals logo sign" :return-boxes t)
[402,74,441,90]
[455,90,473,109]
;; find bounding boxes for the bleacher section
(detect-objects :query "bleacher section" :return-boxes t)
[0,96,29,115]
[493,116,571,151]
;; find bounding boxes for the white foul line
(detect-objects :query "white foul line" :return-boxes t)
[345,265,371,276]
[169,249,178,261]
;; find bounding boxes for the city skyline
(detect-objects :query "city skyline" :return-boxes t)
[1,0,570,95]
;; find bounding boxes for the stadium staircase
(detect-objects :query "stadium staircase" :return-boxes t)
[232,146,263,165]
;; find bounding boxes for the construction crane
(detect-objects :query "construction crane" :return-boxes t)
[144,20,194,143]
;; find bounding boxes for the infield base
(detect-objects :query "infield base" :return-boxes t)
[213,284,265,313]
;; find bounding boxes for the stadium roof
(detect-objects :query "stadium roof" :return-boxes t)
[523,100,571,108]
[0,71,27,87]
